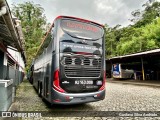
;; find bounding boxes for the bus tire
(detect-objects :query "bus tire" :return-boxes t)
[131,74,134,79]
[38,82,42,97]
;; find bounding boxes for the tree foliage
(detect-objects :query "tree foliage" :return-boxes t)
[12,2,47,70]
[106,1,160,58]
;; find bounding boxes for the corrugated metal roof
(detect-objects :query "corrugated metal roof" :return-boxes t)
[0,0,26,62]
[108,49,160,60]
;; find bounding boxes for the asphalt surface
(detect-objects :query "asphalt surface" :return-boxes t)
[6,79,160,120]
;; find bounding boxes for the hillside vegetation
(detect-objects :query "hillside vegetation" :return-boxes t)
[106,1,160,58]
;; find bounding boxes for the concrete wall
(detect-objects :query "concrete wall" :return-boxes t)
[0,50,4,79]
[0,80,13,111]
[0,48,25,111]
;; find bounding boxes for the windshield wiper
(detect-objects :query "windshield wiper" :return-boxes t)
[61,40,75,43]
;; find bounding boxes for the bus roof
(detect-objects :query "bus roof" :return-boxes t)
[54,16,104,27]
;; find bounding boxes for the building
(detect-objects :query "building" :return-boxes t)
[0,0,26,111]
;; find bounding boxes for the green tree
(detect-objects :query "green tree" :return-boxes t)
[12,2,47,70]
[134,1,160,27]
[105,0,160,58]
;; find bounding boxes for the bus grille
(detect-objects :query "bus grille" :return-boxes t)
[63,56,102,77]
[64,66,101,77]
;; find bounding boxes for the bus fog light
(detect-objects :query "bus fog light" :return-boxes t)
[94,95,97,98]
[94,94,100,98]
[69,97,74,99]
[96,81,102,85]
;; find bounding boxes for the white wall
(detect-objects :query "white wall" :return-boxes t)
[7,47,25,72]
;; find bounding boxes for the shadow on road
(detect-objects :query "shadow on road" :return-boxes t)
[22,79,95,112]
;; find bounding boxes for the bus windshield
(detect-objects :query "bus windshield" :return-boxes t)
[60,19,104,55]
[61,19,104,40]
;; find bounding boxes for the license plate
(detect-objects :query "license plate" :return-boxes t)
[75,80,93,85]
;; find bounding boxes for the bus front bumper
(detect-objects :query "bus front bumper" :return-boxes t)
[51,88,105,105]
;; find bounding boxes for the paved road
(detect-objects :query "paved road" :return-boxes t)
[9,80,160,120]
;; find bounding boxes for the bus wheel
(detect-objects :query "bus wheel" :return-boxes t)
[106,73,110,78]
[131,74,135,80]
[38,83,42,97]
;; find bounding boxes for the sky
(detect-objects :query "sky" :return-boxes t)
[7,0,149,27]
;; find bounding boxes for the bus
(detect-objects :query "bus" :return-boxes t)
[32,16,106,105]
[112,63,134,79]
[27,60,34,84]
